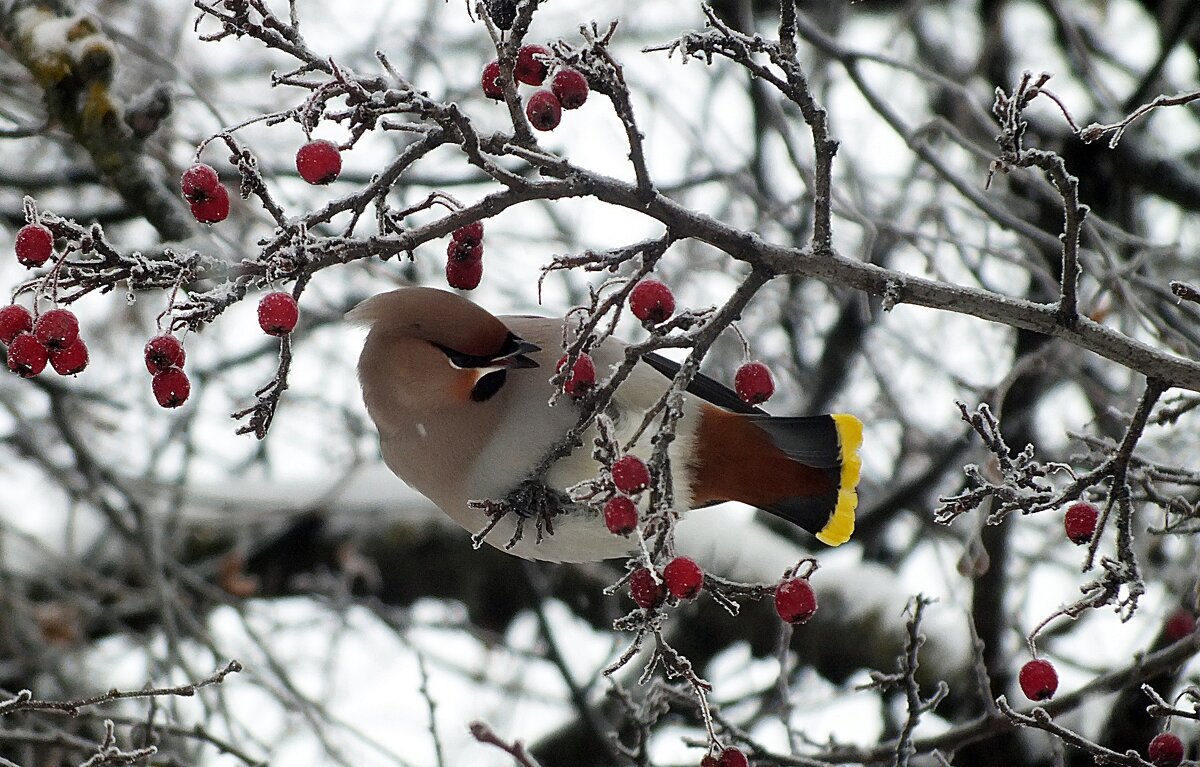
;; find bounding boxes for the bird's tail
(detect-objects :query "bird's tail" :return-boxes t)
[750,413,862,545]
[691,408,863,546]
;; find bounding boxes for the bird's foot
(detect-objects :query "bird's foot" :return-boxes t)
[469,480,575,551]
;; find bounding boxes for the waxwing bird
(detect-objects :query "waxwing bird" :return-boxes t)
[350,287,863,563]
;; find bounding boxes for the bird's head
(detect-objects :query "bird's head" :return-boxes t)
[349,288,540,413]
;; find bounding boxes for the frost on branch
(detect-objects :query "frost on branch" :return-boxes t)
[935,401,1066,525]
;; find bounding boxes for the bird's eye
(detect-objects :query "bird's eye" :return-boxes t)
[470,370,507,402]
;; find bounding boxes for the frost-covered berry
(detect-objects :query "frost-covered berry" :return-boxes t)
[718,747,749,767]
[1064,501,1099,545]
[515,44,550,85]
[612,455,650,494]
[15,223,53,267]
[774,578,817,624]
[556,353,596,398]
[296,139,342,185]
[152,367,190,408]
[144,334,186,374]
[49,337,88,376]
[629,568,663,609]
[525,90,562,131]
[1148,732,1184,767]
[33,308,79,351]
[1165,609,1196,642]
[551,68,589,109]
[701,757,720,767]
[446,257,483,290]
[452,221,485,246]
[603,495,638,536]
[485,0,516,30]
[7,333,47,377]
[190,184,230,224]
[663,556,703,599]
[258,292,299,336]
[0,305,33,345]
[180,163,221,204]
[735,361,774,406]
[629,279,675,324]
[1018,658,1058,701]
[481,60,504,100]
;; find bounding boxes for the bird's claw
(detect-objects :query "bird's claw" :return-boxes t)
[469,480,575,550]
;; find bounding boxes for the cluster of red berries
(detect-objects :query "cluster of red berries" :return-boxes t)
[15,223,55,268]
[181,163,230,223]
[180,141,342,225]
[1,306,88,378]
[629,556,705,609]
[446,221,485,290]
[700,747,749,767]
[481,45,590,132]
[603,452,705,608]
[144,334,189,408]
[141,292,295,410]
[604,454,650,536]
[625,277,775,408]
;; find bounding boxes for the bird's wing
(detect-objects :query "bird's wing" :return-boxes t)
[641,351,764,415]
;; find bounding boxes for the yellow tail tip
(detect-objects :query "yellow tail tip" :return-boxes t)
[815,413,863,546]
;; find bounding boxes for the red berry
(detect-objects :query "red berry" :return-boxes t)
[629,279,675,324]
[0,305,33,344]
[481,60,504,100]
[556,353,596,397]
[603,495,639,536]
[1064,501,1099,545]
[452,221,485,246]
[152,367,190,408]
[15,223,53,267]
[447,238,483,264]
[515,45,550,85]
[629,567,663,609]
[1148,732,1184,767]
[734,361,774,406]
[663,556,703,599]
[296,139,342,185]
[718,747,749,767]
[258,292,299,336]
[774,578,817,624]
[49,337,88,375]
[7,333,47,377]
[1165,609,1196,641]
[612,455,651,494]
[180,163,221,203]
[701,757,720,767]
[144,334,186,374]
[446,257,483,290]
[551,68,589,109]
[190,184,230,223]
[1018,658,1058,701]
[33,309,79,351]
[526,90,562,131]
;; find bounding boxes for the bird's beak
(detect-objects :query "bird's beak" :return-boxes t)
[496,339,541,369]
